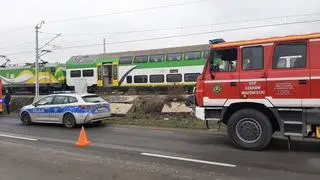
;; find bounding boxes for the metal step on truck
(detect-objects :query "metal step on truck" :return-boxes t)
[189,33,320,150]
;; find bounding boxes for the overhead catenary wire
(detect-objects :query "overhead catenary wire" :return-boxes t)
[49,19,320,51]
[3,18,320,56]
[0,37,54,50]
[1,0,320,36]
[46,0,209,24]
[0,0,209,35]
[3,10,318,50]
[4,50,34,56]
[42,11,320,37]
[0,25,34,36]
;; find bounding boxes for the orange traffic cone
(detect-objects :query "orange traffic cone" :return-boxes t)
[76,126,91,147]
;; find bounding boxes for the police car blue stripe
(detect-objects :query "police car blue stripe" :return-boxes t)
[25,104,110,114]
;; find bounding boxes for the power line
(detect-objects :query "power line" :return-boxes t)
[0,41,34,50]
[4,50,34,56]
[0,0,207,35]
[0,25,34,36]
[3,18,320,56]
[39,33,62,50]
[39,31,61,36]
[50,19,320,51]
[46,0,209,24]
[1,0,320,36]
[0,37,56,50]
[43,12,320,37]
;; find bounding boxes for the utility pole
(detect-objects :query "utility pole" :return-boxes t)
[35,21,45,99]
[103,38,106,54]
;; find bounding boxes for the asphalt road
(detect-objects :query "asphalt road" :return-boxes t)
[0,117,320,180]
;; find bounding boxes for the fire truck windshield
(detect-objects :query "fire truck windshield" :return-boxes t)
[209,48,237,72]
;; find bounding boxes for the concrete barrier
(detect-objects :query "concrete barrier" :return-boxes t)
[161,102,192,113]
[110,103,133,115]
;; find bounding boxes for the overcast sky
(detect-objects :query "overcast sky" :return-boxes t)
[0,0,319,64]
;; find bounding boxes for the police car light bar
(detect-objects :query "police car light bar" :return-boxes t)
[209,38,225,44]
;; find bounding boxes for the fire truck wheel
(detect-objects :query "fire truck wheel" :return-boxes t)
[228,109,273,151]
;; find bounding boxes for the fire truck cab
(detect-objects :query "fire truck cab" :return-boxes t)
[193,33,320,150]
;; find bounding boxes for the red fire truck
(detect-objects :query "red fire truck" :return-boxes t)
[192,33,320,150]
[0,79,3,113]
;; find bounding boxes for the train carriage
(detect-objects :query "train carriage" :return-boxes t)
[66,44,209,93]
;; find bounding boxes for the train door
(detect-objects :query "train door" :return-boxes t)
[103,63,112,87]
[112,61,119,86]
[97,62,118,87]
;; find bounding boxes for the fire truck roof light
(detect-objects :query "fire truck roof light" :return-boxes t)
[209,39,225,44]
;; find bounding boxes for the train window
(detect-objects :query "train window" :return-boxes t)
[204,50,209,58]
[119,56,133,64]
[150,74,164,83]
[134,75,148,83]
[134,55,148,63]
[70,70,81,77]
[83,69,94,77]
[166,74,182,82]
[184,51,201,60]
[167,53,182,61]
[184,73,200,82]
[127,76,132,83]
[149,54,164,62]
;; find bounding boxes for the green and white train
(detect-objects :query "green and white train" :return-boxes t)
[0,62,66,93]
[66,44,208,92]
[0,44,208,93]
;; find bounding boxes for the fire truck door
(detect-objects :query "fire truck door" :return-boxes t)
[239,46,266,99]
[203,48,239,106]
[309,40,320,106]
[266,42,309,107]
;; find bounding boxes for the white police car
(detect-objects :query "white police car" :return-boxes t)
[20,93,111,128]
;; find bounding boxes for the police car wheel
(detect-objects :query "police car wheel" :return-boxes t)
[21,112,31,125]
[228,109,273,151]
[63,113,76,128]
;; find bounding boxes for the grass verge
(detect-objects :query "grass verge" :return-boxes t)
[103,114,223,130]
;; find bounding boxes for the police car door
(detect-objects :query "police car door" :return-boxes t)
[50,95,69,122]
[32,96,54,121]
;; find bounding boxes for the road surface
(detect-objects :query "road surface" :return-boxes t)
[0,117,320,180]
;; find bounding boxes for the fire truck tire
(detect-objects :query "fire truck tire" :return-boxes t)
[227,109,273,151]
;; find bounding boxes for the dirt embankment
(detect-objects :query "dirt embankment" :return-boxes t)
[106,95,206,129]
[8,94,216,130]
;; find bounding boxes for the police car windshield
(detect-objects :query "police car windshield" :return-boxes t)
[82,95,105,103]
